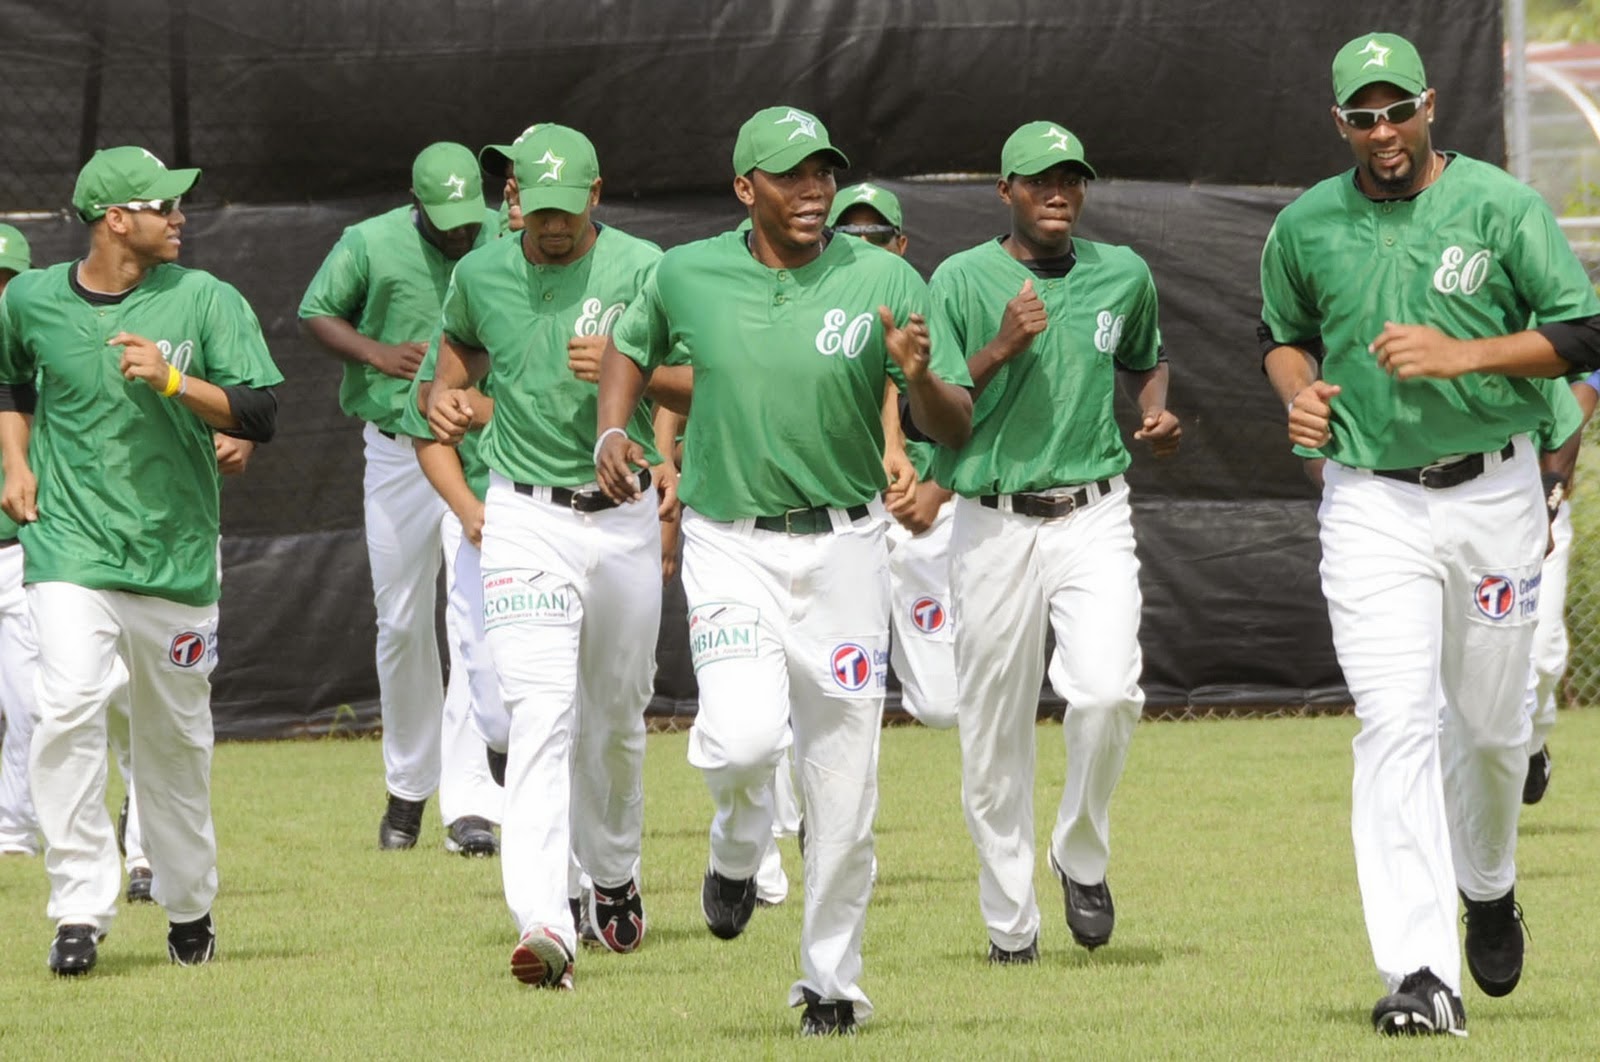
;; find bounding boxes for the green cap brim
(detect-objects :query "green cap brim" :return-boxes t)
[0,256,27,274]
[1007,155,1096,179]
[149,167,202,199]
[517,184,592,215]
[420,198,485,232]
[478,145,514,179]
[752,143,850,176]
[1337,72,1426,105]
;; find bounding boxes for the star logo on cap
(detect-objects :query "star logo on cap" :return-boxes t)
[1041,126,1074,152]
[140,148,166,167]
[1360,38,1391,69]
[776,109,818,142]
[857,184,879,200]
[512,124,540,145]
[443,173,466,200]
[535,150,565,183]
[0,237,7,254]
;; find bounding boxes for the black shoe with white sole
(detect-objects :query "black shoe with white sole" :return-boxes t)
[987,935,1039,965]
[126,866,154,904]
[48,924,102,976]
[1050,851,1114,950]
[378,794,426,850]
[1462,887,1524,998]
[168,913,216,966]
[1372,967,1466,1036]
[1523,745,1551,805]
[444,816,498,857]
[701,867,757,940]
[799,988,857,1037]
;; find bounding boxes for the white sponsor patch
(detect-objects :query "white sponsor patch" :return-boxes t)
[481,568,575,631]
[160,617,219,675]
[818,636,889,699]
[687,602,760,671]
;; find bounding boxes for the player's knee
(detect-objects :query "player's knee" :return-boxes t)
[905,696,958,730]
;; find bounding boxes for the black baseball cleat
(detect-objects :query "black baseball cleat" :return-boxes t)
[510,925,574,990]
[168,913,216,966]
[486,747,507,788]
[701,867,757,940]
[1462,887,1524,997]
[591,878,646,953]
[1372,967,1466,1036]
[444,816,498,857]
[378,793,426,850]
[47,924,102,977]
[116,796,129,857]
[1050,851,1114,950]
[569,895,600,948]
[799,988,857,1037]
[126,866,154,904]
[987,935,1039,965]
[1523,745,1551,805]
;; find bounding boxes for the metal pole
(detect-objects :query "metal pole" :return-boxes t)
[1508,0,1531,181]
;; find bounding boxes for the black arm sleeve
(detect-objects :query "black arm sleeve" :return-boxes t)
[0,382,37,414]
[219,385,278,443]
[1257,320,1324,371]
[899,386,975,445]
[1116,344,1170,373]
[1535,315,1600,372]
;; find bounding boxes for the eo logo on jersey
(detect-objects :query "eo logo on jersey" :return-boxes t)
[830,643,873,691]
[575,297,626,337]
[1093,311,1124,355]
[1433,246,1492,296]
[816,309,874,359]
[157,338,196,373]
[910,596,947,634]
[1473,575,1515,620]
[169,630,208,668]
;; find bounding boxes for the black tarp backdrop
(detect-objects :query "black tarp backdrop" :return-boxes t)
[0,1,1503,737]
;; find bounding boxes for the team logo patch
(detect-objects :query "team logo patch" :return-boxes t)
[687,603,760,671]
[910,596,947,634]
[169,631,207,668]
[1473,575,1515,620]
[830,643,872,692]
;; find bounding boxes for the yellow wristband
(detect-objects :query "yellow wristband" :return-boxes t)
[161,365,182,398]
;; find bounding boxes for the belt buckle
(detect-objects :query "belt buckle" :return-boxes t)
[1417,457,1461,490]
[1037,489,1080,517]
[781,507,811,534]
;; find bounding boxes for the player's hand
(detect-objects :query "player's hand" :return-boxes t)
[1133,408,1182,458]
[568,335,606,383]
[651,461,680,522]
[994,279,1048,360]
[427,387,475,445]
[369,341,428,381]
[1370,322,1475,380]
[1288,381,1341,449]
[1302,457,1327,490]
[503,177,523,233]
[659,507,682,584]
[0,463,37,523]
[882,448,918,517]
[107,332,172,391]
[596,431,649,504]
[214,435,256,476]
[457,498,487,548]
[880,307,932,383]
[894,480,952,535]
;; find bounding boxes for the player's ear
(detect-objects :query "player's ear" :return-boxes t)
[995,176,1014,207]
[733,174,756,207]
[588,177,603,209]
[1330,106,1348,140]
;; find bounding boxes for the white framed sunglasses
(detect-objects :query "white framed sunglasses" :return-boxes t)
[95,196,183,216]
[1337,94,1426,131]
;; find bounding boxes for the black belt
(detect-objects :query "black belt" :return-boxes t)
[513,468,651,513]
[753,504,870,535]
[0,537,17,549]
[1373,442,1514,489]
[378,429,397,440]
[979,479,1114,519]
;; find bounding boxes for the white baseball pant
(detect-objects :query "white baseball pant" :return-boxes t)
[755,750,802,905]
[446,512,510,756]
[28,581,219,930]
[363,423,449,810]
[1319,438,1542,995]
[0,542,39,854]
[438,512,503,825]
[107,698,148,871]
[1524,503,1571,755]
[682,505,889,1021]
[482,473,659,950]
[886,496,959,729]
[951,483,1144,953]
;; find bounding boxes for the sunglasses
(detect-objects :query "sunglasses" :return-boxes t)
[95,196,183,216]
[835,223,900,246]
[1337,94,1426,131]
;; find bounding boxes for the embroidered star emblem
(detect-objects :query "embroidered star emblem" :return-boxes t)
[776,108,818,141]
[443,173,466,200]
[0,237,7,255]
[857,184,879,200]
[1360,39,1391,69]
[535,150,565,182]
[1041,126,1073,152]
[511,124,540,145]
[140,148,164,166]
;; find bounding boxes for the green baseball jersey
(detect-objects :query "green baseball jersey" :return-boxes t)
[613,230,972,520]
[0,500,17,540]
[298,206,493,434]
[929,238,1161,495]
[1260,153,1596,468]
[441,224,662,487]
[0,262,282,606]
[394,340,491,502]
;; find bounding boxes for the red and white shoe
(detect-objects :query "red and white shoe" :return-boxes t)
[510,926,574,990]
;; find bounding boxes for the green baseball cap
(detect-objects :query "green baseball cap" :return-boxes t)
[412,142,485,231]
[508,125,600,215]
[1000,122,1097,180]
[72,146,200,223]
[732,106,849,176]
[1332,33,1427,105]
[827,182,903,229]
[0,224,30,274]
[478,124,542,180]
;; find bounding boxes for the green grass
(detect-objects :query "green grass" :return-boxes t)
[2,711,1598,1059]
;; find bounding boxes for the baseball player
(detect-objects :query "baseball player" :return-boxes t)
[425,124,670,990]
[1260,33,1597,1035]
[929,124,1180,966]
[300,142,501,854]
[595,105,973,1036]
[0,146,283,975]
[0,224,37,859]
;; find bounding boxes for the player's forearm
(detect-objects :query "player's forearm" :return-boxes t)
[652,405,685,467]
[0,410,31,476]
[1121,362,1170,419]
[1264,345,1320,407]
[174,375,244,432]
[434,336,482,390]
[644,365,692,415]
[1541,430,1583,487]
[598,341,650,430]
[904,374,973,449]
[1455,330,1573,378]
[881,379,907,454]
[301,315,390,367]
[414,439,479,516]
[965,339,1017,396]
